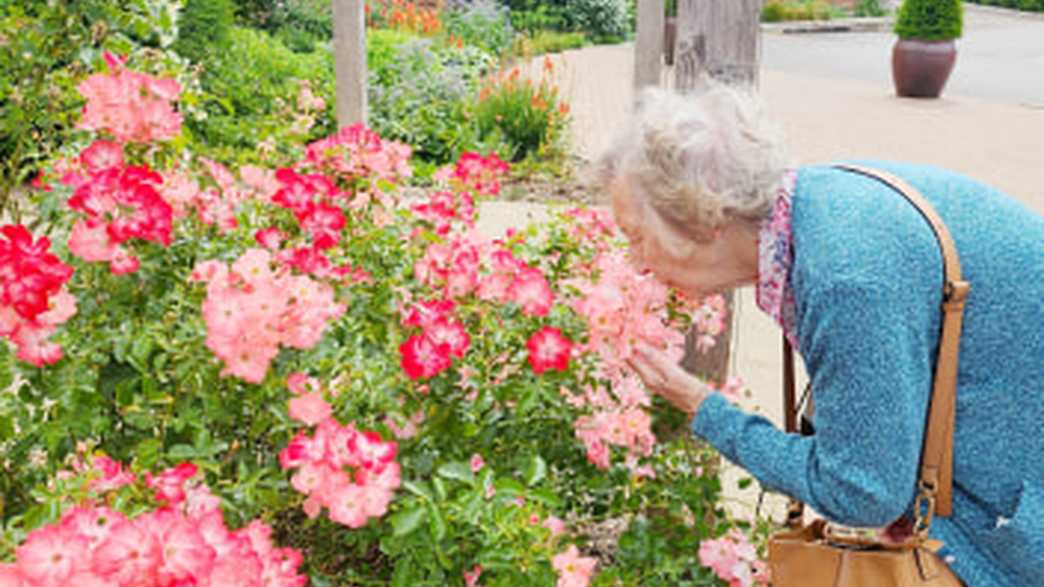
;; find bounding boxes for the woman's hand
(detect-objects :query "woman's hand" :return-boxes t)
[626,343,710,417]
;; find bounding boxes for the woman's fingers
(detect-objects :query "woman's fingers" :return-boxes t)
[626,353,667,389]
[631,343,708,415]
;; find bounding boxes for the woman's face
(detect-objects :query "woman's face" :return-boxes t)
[610,177,758,297]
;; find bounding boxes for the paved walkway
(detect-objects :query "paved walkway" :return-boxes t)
[485,5,1044,522]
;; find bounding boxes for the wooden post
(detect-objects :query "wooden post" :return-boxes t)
[675,0,763,385]
[332,0,367,127]
[634,0,665,91]
[675,0,763,89]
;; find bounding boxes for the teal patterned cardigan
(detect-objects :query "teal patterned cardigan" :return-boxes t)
[691,162,1044,587]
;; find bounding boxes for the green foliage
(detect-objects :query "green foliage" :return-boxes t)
[187,26,336,166]
[761,0,834,22]
[173,0,236,63]
[854,0,888,17]
[894,0,964,40]
[443,0,515,57]
[474,67,570,163]
[0,0,183,216]
[0,48,766,582]
[267,0,333,53]
[565,0,632,43]
[368,37,496,164]
[508,2,570,35]
[515,30,589,56]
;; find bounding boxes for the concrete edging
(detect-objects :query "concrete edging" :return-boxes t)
[962,2,1044,21]
[761,16,894,34]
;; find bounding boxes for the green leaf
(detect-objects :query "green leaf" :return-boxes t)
[437,461,475,485]
[427,503,447,541]
[524,454,547,487]
[392,505,427,537]
[402,480,434,501]
[135,438,163,468]
[168,444,197,459]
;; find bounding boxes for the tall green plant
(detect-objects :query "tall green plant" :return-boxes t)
[174,0,237,63]
[894,0,963,40]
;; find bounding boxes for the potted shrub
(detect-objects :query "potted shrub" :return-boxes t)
[892,0,963,98]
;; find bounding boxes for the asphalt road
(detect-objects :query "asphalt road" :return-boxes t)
[762,6,1044,107]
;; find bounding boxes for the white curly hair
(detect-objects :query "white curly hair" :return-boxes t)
[594,84,789,252]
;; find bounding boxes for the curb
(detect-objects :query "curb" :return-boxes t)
[761,17,894,34]
[962,2,1044,21]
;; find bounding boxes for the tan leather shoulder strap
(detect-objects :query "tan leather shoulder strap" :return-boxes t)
[781,164,970,523]
[831,164,970,517]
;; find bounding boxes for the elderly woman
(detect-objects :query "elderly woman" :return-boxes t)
[596,86,1043,587]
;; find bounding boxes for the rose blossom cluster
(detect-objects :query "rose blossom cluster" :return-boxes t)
[280,375,401,528]
[1,460,307,587]
[698,530,771,587]
[414,234,554,317]
[63,140,174,274]
[0,225,76,366]
[191,249,345,383]
[688,293,728,353]
[160,158,260,234]
[398,298,471,380]
[299,123,412,191]
[566,375,655,470]
[412,152,509,234]
[76,52,182,144]
[435,151,509,198]
[562,207,617,252]
[570,250,686,373]
[261,167,371,282]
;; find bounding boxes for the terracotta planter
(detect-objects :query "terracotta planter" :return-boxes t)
[664,16,677,66]
[892,39,957,98]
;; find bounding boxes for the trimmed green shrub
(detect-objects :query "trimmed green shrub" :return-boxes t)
[566,0,631,42]
[894,0,963,40]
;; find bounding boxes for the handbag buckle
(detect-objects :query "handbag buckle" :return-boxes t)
[913,481,938,539]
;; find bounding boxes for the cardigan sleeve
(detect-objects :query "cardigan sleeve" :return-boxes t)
[692,277,937,527]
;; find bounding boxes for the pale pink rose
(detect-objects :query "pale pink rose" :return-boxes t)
[34,289,77,327]
[470,454,485,473]
[543,516,567,537]
[552,545,596,587]
[288,391,332,426]
[67,220,116,262]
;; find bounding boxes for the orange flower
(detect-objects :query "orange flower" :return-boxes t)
[558,102,571,115]
[543,55,554,73]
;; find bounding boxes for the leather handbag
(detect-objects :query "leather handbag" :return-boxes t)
[767,164,969,587]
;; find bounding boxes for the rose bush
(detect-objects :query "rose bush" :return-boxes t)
[0,56,769,586]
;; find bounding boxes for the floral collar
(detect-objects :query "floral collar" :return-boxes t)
[756,170,800,349]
